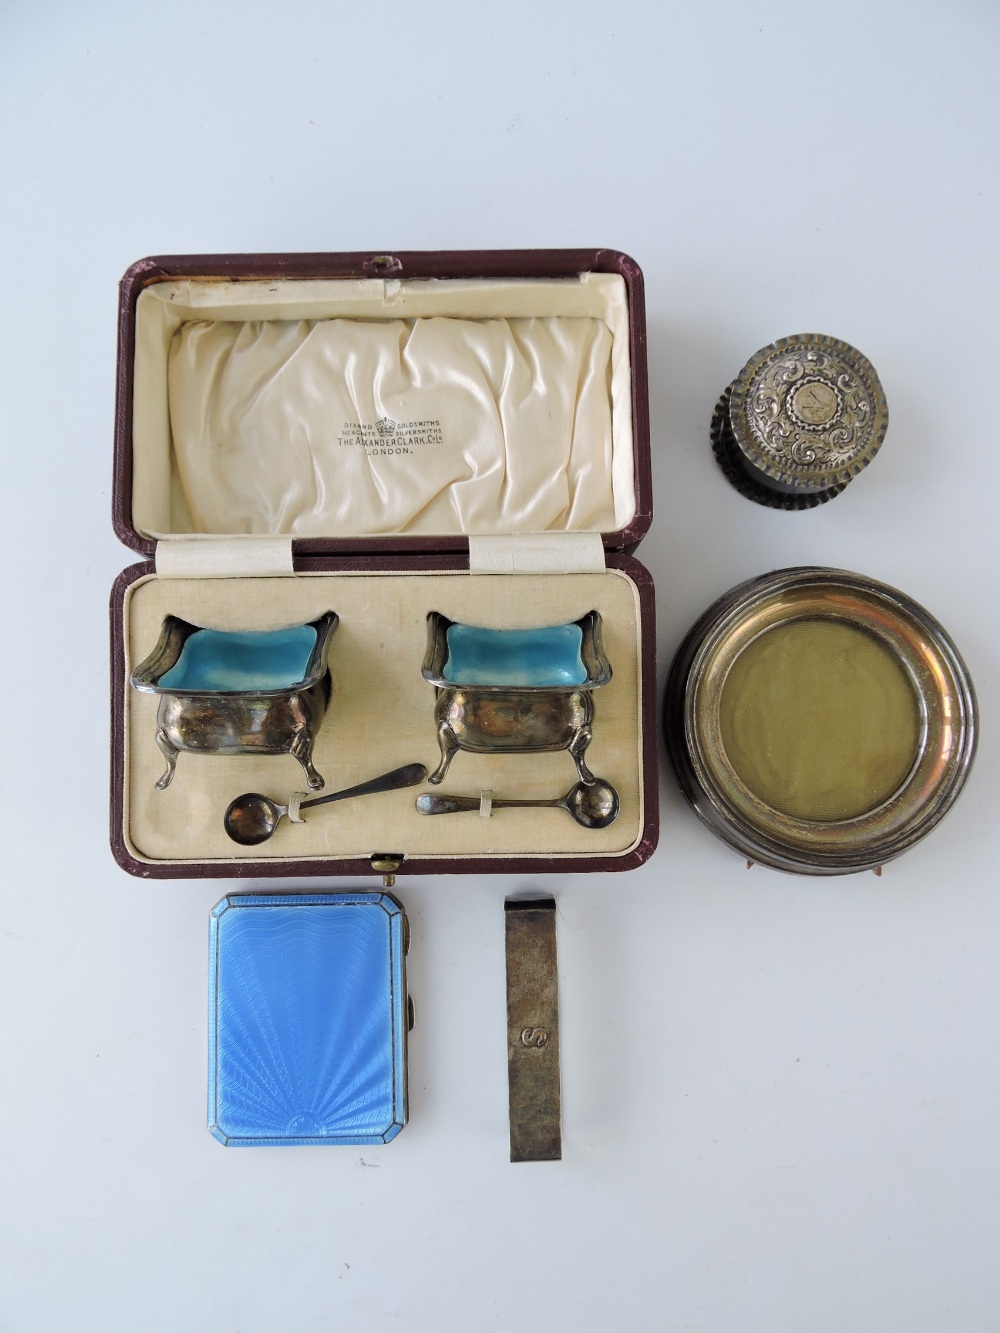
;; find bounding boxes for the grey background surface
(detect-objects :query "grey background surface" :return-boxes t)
[2,3,998,1330]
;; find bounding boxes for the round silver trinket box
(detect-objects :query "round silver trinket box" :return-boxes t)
[711,334,888,508]
[664,568,977,875]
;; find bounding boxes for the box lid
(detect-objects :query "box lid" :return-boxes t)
[114,250,651,564]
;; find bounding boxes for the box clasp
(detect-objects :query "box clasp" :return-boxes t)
[371,853,404,886]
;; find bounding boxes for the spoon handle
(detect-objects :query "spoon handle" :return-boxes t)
[300,762,428,811]
[416,794,557,815]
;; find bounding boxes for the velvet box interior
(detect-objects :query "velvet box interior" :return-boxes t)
[111,250,657,879]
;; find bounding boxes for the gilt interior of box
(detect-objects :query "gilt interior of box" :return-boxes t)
[122,274,645,864]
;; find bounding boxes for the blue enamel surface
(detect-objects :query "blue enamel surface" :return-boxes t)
[158,625,317,692]
[208,893,406,1147]
[443,623,587,686]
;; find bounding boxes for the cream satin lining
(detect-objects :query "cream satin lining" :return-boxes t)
[131,276,635,539]
[121,569,644,864]
[168,316,614,536]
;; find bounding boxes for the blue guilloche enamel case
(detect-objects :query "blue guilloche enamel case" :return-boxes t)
[208,892,410,1147]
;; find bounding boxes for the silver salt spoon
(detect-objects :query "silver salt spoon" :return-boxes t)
[225,763,427,845]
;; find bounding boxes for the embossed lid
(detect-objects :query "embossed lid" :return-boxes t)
[711,334,888,509]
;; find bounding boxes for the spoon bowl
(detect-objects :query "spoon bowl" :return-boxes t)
[562,779,620,828]
[224,793,284,846]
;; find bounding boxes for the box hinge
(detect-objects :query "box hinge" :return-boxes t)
[468,532,605,575]
[153,535,295,579]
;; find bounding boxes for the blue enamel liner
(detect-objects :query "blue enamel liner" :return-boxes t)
[131,615,336,697]
[442,623,588,687]
[156,625,318,692]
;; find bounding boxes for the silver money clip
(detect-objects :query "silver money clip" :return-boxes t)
[504,897,561,1162]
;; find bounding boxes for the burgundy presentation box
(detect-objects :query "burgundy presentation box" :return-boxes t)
[110,249,658,879]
